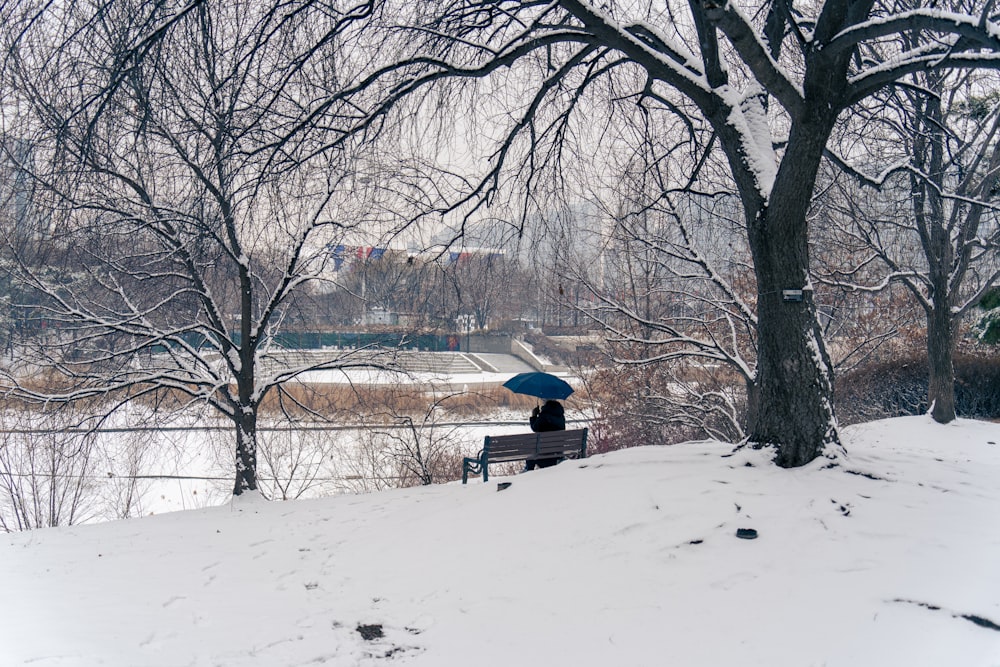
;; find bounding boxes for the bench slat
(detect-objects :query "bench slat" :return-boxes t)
[488,429,585,442]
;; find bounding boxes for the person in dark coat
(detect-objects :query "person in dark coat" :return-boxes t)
[525,399,566,470]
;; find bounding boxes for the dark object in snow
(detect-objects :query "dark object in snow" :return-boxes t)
[357,624,384,641]
[844,469,886,481]
[963,614,1000,632]
[736,528,758,539]
[892,598,1000,632]
[497,482,512,491]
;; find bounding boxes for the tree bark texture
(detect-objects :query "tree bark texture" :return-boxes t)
[744,118,840,467]
[927,289,957,423]
[233,407,259,496]
[233,278,259,496]
[911,85,959,424]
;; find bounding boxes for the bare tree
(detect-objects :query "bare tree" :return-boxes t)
[360,386,468,485]
[893,74,1000,423]
[442,252,521,330]
[5,0,1000,473]
[0,0,404,496]
[304,0,1000,466]
[98,429,154,520]
[567,121,756,444]
[0,408,98,531]
[821,64,1000,423]
[256,428,343,501]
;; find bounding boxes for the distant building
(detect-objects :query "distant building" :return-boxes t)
[364,307,397,326]
[0,137,41,247]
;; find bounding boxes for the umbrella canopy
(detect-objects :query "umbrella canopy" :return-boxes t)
[502,372,574,400]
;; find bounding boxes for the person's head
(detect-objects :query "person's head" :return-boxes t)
[544,399,562,411]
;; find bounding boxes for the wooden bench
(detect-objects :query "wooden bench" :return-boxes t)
[462,428,588,483]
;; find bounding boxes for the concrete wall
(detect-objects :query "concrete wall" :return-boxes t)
[467,334,513,355]
[511,338,548,371]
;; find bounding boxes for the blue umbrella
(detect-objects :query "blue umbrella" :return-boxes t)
[502,372,574,400]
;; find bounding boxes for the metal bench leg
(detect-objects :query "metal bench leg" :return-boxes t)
[462,456,478,484]
[462,454,485,484]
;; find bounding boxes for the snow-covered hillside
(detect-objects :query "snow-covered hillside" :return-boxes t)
[2,416,999,666]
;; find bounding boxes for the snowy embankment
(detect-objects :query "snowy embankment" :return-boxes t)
[2,416,999,666]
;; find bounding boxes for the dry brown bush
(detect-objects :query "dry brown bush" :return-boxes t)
[3,373,574,425]
[836,349,1000,424]
[584,361,745,453]
[258,382,556,420]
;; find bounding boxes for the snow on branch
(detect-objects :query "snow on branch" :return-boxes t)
[827,9,1000,57]
[699,0,804,117]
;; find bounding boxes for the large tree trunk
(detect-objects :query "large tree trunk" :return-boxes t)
[927,290,957,423]
[915,84,958,425]
[743,118,841,467]
[747,210,839,466]
[232,295,259,496]
[233,406,259,496]
[233,263,259,496]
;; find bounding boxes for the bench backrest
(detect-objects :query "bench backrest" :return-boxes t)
[484,428,588,463]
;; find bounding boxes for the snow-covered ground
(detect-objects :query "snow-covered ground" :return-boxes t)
[2,415,999,666]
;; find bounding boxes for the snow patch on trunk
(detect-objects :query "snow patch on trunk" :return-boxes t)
[724,86,777,201]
